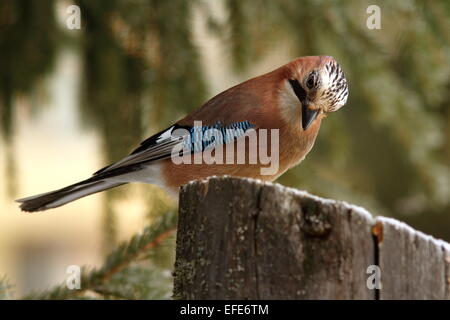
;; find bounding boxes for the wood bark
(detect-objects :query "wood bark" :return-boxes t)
[173,177,450,299]
[373,217,450,299]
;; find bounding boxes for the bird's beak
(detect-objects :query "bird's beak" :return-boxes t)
[302,103,320,130]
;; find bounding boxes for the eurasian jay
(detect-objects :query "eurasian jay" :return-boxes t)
[17,55,348,212]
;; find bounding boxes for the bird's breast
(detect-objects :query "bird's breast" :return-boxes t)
[160,118,322,188]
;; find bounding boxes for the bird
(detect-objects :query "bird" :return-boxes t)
[16,55,348,212]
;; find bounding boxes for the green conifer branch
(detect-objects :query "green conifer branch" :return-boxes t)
[22,210,178,300]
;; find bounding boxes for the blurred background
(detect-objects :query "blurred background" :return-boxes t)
[0,0,448,298]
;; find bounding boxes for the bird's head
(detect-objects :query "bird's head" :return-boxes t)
[280,56,349,130]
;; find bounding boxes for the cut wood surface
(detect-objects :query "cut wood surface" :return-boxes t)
[173,176,450,300]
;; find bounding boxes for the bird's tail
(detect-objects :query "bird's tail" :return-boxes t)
[16,179,126,212]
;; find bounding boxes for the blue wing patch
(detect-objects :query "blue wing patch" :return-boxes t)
[183,121,254,153]
[93,120,255,175]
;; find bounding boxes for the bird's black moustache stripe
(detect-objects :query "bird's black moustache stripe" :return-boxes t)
[289,79,307,103]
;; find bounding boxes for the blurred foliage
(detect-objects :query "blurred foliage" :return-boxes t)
[21,210,177,300]
[0,0,449,298]
[0,0,59,198]
[0,276,13,299]
[0,0,58,124]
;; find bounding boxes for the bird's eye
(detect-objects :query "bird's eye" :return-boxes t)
[306,73,316,89]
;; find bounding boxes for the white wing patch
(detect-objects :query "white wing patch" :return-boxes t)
[156,126,174,143]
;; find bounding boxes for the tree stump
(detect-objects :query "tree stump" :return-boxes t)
[173,176,450,299]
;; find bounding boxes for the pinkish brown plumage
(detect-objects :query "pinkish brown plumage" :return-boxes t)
[17,56,348,212]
